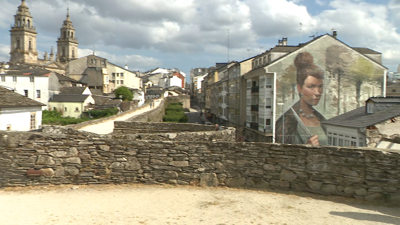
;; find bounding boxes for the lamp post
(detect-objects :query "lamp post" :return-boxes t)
[277,103,284,144]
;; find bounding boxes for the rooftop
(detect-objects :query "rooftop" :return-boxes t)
[0,87,45,107]
[322,105,400,128]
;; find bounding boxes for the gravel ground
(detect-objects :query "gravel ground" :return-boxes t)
[0,184,399,225]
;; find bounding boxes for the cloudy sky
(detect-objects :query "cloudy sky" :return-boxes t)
[0,0,399,79]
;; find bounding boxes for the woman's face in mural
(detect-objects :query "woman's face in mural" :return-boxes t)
[297,76,324,106]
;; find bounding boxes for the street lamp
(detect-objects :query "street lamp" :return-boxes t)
[277,103,284,144]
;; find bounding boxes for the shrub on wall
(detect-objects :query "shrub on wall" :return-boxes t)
[42,108,119,126]
[163,103,188,123]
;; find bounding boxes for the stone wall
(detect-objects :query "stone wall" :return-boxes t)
[113,121,216,134]
[0,130,399,205]
[127,96,191,123]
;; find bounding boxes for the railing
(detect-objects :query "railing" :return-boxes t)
[251,104,259,112]
[251,86,259,93]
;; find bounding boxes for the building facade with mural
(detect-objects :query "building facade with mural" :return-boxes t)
[241,32,387,144]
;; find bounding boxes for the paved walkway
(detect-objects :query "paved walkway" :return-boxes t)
[79,100,161,135]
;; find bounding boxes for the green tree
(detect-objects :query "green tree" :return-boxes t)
[349,56,380,107]
[114,86,133,101]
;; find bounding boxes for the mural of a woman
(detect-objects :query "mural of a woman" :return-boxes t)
[275,52,327,145]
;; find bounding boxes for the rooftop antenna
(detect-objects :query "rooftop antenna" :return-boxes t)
[93,46,96,55]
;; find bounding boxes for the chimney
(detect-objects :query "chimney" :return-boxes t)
[282,38,288,46]
[125,64,128,70]
[332,30,337,38]
[278,39,283,46]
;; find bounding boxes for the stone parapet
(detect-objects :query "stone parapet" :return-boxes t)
[0,131,399,205]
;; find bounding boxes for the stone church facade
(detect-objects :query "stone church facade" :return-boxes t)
[8,0,78,73]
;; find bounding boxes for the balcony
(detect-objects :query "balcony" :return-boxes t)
[251,86,259,93]
[251,104,259,112]
[250,122,258,130]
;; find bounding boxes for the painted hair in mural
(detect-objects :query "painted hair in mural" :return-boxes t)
[275,52,326,145]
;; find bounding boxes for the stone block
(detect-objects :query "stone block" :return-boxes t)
[344,187,356,194]
[321,184,336,193]
[110,162,124,170]
[263,164,276,171]
[36,155,55,165]
[306,180,323,190]
[164,171,178,178]
[355,188,367,196]
[41,168,55,177]
[280,169,297,182]
[67,147,79,157]
[169,161,189,167]
[66,157,81,164]
[225,178,246,187]
[50,151,67,158]
[279,180,290,188]
[199,173,219,187]
[54,167,65,177]
[99,145,110,151]
[65,166,79,176]
[179,173,199,179]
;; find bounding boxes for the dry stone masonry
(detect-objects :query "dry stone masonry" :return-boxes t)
[0,123,399,206]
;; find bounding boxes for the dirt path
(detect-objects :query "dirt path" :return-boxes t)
[0,184,398,225]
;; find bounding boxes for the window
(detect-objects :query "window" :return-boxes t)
[36,90,40,98]
[120,80,124,85]
[117,73,120,77]
[65,107,67,112]
[30,113,36,130]
[266,98,272,108]
[266,119,271,125]
[266,77,272,88]
[120,73,124,77]
[30,76,34,82]
[1,76,4,82]
[75,107,79,112]
[29,40,32,50]
[24,90,28,97]
[117,80,120,84]
[13,76,17,82]
[112,73,116,78]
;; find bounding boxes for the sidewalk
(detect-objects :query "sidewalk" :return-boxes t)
[79,100,161,135]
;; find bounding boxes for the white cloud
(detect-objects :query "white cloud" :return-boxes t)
[245,0,317,38]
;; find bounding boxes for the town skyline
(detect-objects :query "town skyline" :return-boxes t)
[0,0,399,79]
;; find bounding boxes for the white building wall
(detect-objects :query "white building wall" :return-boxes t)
[0,75,50,109]
[0,106,42,131]
[169,76,182,88]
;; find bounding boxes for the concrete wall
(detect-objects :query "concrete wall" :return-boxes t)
[0,130,399,205]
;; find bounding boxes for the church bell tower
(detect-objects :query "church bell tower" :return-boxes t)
[57,8,78,63]
[10,0,38,64]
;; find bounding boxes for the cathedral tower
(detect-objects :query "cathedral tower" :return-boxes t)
[10,0,38,64]
[57,8,78,63]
